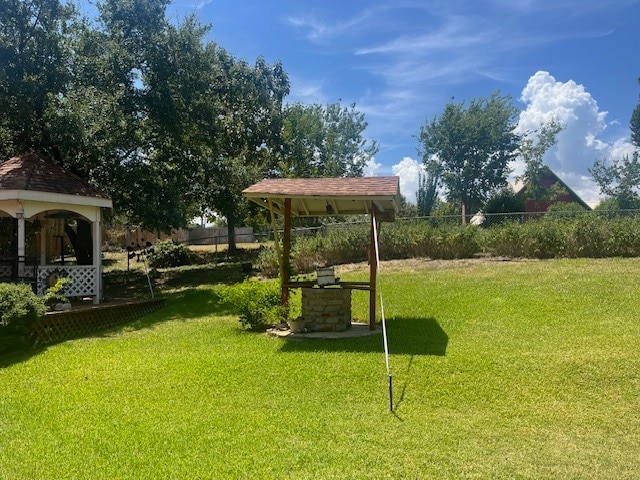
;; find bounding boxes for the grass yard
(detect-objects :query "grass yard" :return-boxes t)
[1,258,639,479]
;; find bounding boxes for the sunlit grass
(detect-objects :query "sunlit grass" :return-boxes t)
[1,258,639,479]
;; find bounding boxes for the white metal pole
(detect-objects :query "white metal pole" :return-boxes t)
[372,210,393,412]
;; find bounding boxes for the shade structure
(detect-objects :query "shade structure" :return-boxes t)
[243,176,401,330]
[243,176,401,219]
[0,152,112,303]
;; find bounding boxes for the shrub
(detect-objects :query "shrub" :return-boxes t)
[254,213,640,271]
[484,187,525,226]
[218,280,283,330]
[433,225,482,259]
[321,224,369,265]
[568,215,607,258]
[607,217,640,256]
[0,283,46,347]
[525,217,567,258]
[291,236,325,273]
[486,221,528,257]
[43,277,72,309]
[148,240,192,268]
[254,246,280,277]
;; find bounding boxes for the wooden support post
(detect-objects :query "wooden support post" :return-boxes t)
[369,205,378,330]
[281,198,292,309]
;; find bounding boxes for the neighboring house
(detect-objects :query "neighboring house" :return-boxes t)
[514,165,591,212]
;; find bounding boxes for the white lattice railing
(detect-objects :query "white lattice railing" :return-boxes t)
[37,266,97,297]
[0,265,12,277]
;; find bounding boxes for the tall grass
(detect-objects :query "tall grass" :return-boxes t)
[256,214,640,276]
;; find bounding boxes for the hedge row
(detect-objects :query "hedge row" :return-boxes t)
[255,214,640,276]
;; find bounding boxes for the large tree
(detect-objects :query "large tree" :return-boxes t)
[590,78,640,210]
[416,170,439,217]
[631,77,640,150]
[419,92,520,222]
[193,54,290,251]
[590,154,640,209]
[279,101,378,178]
[0,0,75,159]
[518,119,564,203]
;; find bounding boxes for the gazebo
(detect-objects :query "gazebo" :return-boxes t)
[243,176,401,330]
[0,152,112,304]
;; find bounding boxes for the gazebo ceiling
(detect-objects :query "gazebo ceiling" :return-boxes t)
[243,176,401,219]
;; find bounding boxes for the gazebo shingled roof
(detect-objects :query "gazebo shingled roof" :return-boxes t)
[0,152,110,200]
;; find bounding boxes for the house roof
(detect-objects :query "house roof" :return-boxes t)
[243,176,401,218]
[513,165,591,210]
[0,152,111,200]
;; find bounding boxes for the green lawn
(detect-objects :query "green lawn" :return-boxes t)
[1,258,639,479]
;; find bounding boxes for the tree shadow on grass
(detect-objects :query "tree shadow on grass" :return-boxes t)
[278,316,448,356]
[0,286,235,368]
[103,262,254,300]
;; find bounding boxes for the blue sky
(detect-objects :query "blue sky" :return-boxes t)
[166,0,640,204]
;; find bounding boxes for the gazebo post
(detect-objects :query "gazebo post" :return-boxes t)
[369,204,378,330]
[267,198,285,307]
[16,207,25,277]
[92,213,102,304]
[39,218,46,266]
[281,198,292,310]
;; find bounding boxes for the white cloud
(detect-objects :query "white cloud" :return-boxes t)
[194,0,214,10]
[515,71,633,204]
[363,156,381,177]
[288,74,327,104]
[391,156,425,204]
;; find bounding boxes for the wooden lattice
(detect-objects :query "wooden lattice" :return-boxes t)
[37,266,97,297]
[32,299,165,346]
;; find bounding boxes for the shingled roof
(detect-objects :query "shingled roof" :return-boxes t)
[243,176,401,218]
[0,152,110,200]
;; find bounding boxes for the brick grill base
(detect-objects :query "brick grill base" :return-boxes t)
[301,287,351,332]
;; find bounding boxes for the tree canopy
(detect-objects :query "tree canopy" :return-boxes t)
[418,92,520,221]
[590,78,640,210]
[0,0,288,235]
[631,77,640,149]
[518,119,564,203]
[278,102,377,178]
[0,0,75,158]
[0,0,381,242]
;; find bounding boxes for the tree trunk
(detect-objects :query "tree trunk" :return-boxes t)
[65,220,93,265]
[226,213,237,253]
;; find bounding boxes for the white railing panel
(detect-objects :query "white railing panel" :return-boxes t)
[37,266,97,297]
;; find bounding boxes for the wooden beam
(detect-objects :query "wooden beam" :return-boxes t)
[299,198,310,216]
[369,204,378,330]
